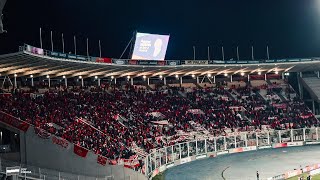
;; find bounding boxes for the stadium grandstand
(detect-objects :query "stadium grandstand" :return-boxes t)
[0,43,319,180]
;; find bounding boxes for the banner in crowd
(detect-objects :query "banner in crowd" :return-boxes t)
[250,75,265,80]
[129,60,138,65]
[124,159,140,168]
[73,145,89,158]
[0,112,30,132]
[97,155,107,166]
[184,60,209,65]
[34,127,51,139]
[301,114,313,119]
[273,143,288,148]
[95,58,112,63]
[272,103,287,109]
[52,136,69,149]
[137,60,165,66]
[166,60,180,66]
[26,45,44,55]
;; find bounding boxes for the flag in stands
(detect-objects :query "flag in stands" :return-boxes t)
[34,127,51,139]
[73,145,88,158]
[97,155,107,166]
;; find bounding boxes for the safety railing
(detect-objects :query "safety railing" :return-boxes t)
[21,44,320,66]
[144,128,320,179]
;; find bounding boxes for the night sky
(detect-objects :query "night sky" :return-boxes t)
[1,0,320,60]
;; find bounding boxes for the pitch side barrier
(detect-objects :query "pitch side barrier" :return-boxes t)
[268,163,320,180]
[22,44,319,66]
[144,128,320,179]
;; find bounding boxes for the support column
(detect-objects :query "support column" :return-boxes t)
[230,75,233,82]
[264,74,267,81]
[245,133,248,147]
[180,76,183,85]
[313,100,316,114]
[14,75,17,88]
[279,130,282,143]
[196,140,198,155]
[131,78,133,86]
[205,139,207,153]
[247,74,250,82]
[31,77,34,87]
[114,78,117,84]
[196,76,199,84]
[213,76,216,84]
[187,142,190,157]
[65,78,67,87]
[179,144,182,159]
[297,72,303,98]
[81,78,84,87]
[98,78,101,86]
[267,132,270,145]
[147,78,150,86]
[282,73,285,80]
[318,71,320,78]
[48,78,51,88]
[214,137,217,152]
[164,77,166,85]
[165,147,168,164]
[291,129,293,142]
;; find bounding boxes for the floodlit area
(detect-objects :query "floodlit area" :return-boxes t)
[165,145,320,180]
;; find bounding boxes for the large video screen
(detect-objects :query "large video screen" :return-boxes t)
[131,32,170,60]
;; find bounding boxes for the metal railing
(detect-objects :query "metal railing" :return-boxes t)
[0,158,112,180]
[144,127,320,179]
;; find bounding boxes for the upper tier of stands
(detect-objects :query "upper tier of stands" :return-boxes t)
[302,77,320,101]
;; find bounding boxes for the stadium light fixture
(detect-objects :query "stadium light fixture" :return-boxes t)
[275,71,279,75]
[111,76,114,79]
[143,75,147,79]
[284,72,290,76]
[175,74,179,78]
[241,72,245,76]
[63,75,66,79]
[14,74,17,77]
[94,76,98,79]
[208,74,212,78]
[79,76,82,79]
[224,73,228,77]
[127,76,130,79]
[46,75,50,78]
[192,74,196,78]
[258,71,261,75]
[30,75,33,78]
[159,75,163,79]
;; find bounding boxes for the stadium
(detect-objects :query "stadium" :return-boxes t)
[2,1,320,180]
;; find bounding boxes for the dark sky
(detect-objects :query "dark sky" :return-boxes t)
[1,0,320,60]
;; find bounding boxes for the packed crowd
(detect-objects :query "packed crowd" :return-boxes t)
[0,80,318,161]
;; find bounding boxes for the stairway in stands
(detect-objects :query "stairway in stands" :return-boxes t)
[266,79,287,102]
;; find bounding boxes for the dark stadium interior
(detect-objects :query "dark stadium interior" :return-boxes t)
[2,0,320,180]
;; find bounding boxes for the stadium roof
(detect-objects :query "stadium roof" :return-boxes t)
[1,51,320,79]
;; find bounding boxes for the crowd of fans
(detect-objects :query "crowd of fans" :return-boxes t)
[0,80,318,161]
